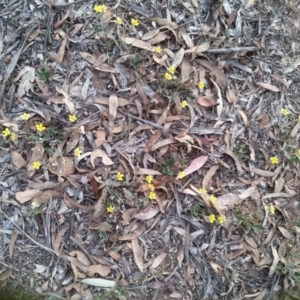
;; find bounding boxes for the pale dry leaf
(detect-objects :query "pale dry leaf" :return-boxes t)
[122,208,139,225]
[142,29,160,40]
[134,206,160,220]
[15,189,40,204]
[262,193,291,199]
[250,168,274,177]
[121,37,155,51]
[11,151,26,168]
[90,149,113,168]
[132,238,144,272]
[87,264,111,277]
[79,51,96,64]
[176,156,208,179]
[169,292,183,299]
[210,78,223,116]
[69,250,91,267]
[148,32,171,45]
[32,190,60,205]
[173,227,188,237]
[48,156,75,177]
[176,244,184,267]
[93,53,108,67]
[217,193,241,207]
[51,37,67,64]
[81,278,116,288]
[184,43,210,54]
[245,0,256,9]
[226,89,237,104]
[209,261,224,274]
[269,245,279,276]
[53,226,69,254]
[9,231,18,259]
[255,82,280,92]
[278,226,291,239]
[202,166,219,189]
[108,94,118,120]
[151,253,168,269]
[118,224,145,241]
[197,96,217,107]
[181,56,193,83]
[135,168,162,175]
[172,48,184,68]
[56,87,75,114]
[94,96,131,107]
[94,130,106,147]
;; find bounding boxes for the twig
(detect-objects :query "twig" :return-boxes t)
[0,209,56,255]
[207,46,259,54]
[70,236,96,265]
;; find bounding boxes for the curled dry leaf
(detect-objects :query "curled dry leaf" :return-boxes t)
[90,149,113,168]
[217,193,241,207]
[197,96,217,107]
[48,156,75,177]
[15,189,40,204]
[135,206,160,220]
[32,190,61,205]
[69,250,91,267]
[87,264,111,277]
[176,156,208,179]
[11,151,26,168]
[172,48,184,68]
[151,253,168,269]
[132,238,144,272]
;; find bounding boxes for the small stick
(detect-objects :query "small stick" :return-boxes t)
[207,46,259,54]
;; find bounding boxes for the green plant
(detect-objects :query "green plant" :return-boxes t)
[36,66,51,81]
[97,284,125,300]
[161,157,175,176]
[233,207,262,232]
[233,145,249,159]
[185,204,203,217]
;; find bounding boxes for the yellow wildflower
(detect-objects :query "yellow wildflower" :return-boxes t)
[131,18,140,27]
[208,214,216,223]
[149,191,156,200]
[69,114,77,122]
[21,113,30,120]
[269,205,275,215]
[181,100,188,108]
[270,156,279,165]
[199,187,207,195]
[2,128,11,137]
[74,148,82,157]
[33,161,42,170]
[116,171,124,181]
[198,81,205,89]
[178,171,185,179]
[107,205,115,213]
[155,46,162,54]
[165,73,172,80]
[36,123,46,132]
[168,66,176,74]
[148,183,155,191]
[115,17,122,25]
[10,132,17,141]
[281,108,289,116]
[209,195,216,203]
[94,4,107,13]
[218,215,226,224]
[146,175,153,184]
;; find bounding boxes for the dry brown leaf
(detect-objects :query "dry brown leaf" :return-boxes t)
[151,253,168,269]
[118,224,145,241]
[184,43,210,54]
[122,208,139,226]
[176,156,208,179]
[108,94,118,120]
[156,18,178,28]
[245,0,256,9]
[9,231,18,258]
[134,206,160,220]
[56,87,74,114]
[94,130,106,147]
[269,245,279,276]
[169,292,183,299]
[181,56,193,83]
[225,148,243,174]
[250,168,274,177]
[94,96,131,107]
[238,110,248,126]
[53,226,69,254]
[226,89,237,104]
[121,37,155,51]
[262,193,291,199]
[32,190,61,205]
[87,264,111,277]
[90,149,113,167]
[255,82,280,92]
[262,227,274,245]
[172,48,184,68]
[28,144,44,172]
[15,189,40,204]
[144,130,161,153]
[135,168,162,176]
[51,36,67,64]
[93,53,108,67]
[176,244,184,267]
[148,32,170,45]
[197,96,217,107]
[64,192,94,211]
[209,261,224,274]
[217,193,241,207]
[210,78,223,116]
[151,138,175,152]
[278,226,291,239]
[142,29,160,41]
[69,250,91,266]
[79,51,96,64]
[202,166,219,189]
[11,151,26,168]
[48,156,75,177]
[132,238,144,272]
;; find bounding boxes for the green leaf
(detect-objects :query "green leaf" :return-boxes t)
[290,155,299,163]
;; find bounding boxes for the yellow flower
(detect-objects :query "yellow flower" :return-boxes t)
[2,128,11,137]
[208,214,216,223]
[209,195,216,203]
[10,132,17,141]
[116,171,124,181]
[270,156,279,165]
[36,123,46,132]
[146,175,153,184]
[115,17,122,25]
[178,171,185,179]
[94,4,107,13]
[218,215,226,224]
[107,205,115,213]
[74,148,82,157]
[33,161,42,170]
[21,113,30,120]
[69,114,77,122]
[131,18,140,27]
[149,191,156,200]
[148,183,155,191]
[168,66,176,74]
[281,108,289,116]
[155,46,162,54]
[181,100,188,108]
[269,205,275,215]
[164,72,172,80]
[199,187,207,195]
[198,81,205,89]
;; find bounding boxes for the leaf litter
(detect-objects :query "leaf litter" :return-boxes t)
[0,1,300,299]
